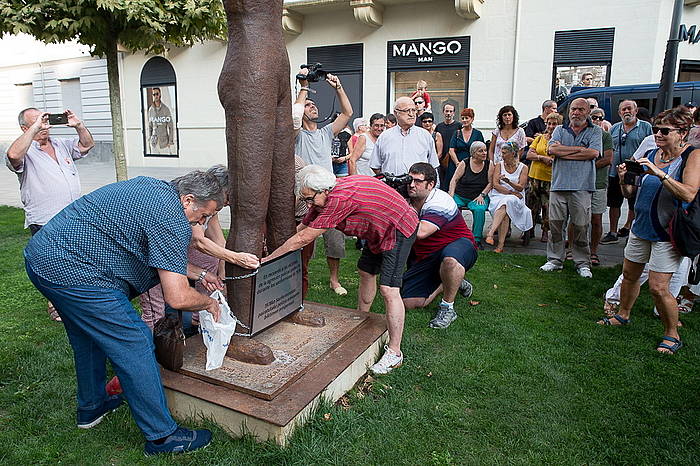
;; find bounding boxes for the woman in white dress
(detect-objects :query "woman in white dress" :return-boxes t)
[349,113,385,176]
[485,142,533,252]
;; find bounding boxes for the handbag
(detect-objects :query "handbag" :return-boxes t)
[153,310,185,371]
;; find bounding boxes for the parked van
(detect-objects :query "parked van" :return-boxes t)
[557,81,700,123]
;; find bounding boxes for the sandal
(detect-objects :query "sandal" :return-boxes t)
[590,254,601,266]
[47,302,62,322]
[485,236,495,246]
[656,335,683,354]
[566,250,573,261]
[597,314,630,326]
[494,247,504,253]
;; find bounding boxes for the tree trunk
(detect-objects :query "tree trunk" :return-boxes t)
[105,31,128,181]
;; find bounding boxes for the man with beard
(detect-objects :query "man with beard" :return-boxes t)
[600,100,653,245]
[294,69,353,295]
[540,97,602,278]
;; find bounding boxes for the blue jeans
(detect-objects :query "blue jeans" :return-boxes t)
[26,263,178,441]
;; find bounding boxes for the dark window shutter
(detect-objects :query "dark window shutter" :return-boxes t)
[140,56,176,86]
[307,44,363,73]
[554,28,615,65]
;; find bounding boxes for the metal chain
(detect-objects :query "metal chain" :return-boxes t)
[223,269,259,281]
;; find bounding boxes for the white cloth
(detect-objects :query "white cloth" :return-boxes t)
[605,257,691,304]
[488,161,533,231]
[632,134,658,160]
[5,137,88,227]
[356,133,377,176]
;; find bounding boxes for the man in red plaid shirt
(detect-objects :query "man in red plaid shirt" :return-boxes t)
[264,165,419,374]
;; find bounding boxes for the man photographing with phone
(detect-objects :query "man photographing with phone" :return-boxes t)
[6,107,94,321]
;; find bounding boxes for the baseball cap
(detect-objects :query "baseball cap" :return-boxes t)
[684,100,697,108]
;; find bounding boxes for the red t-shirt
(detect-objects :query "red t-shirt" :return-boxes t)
[412,189,475,262]
[303,176,419,254]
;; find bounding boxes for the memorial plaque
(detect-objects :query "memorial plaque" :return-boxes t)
[179,303,369,400]
[243,249,302,335]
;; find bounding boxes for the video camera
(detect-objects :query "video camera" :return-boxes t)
[296,63,328,83]
[376,173,413,199]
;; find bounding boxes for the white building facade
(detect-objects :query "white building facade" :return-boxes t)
[3,0,700,169]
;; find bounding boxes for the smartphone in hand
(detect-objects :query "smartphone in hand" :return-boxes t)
[48,113,68,125]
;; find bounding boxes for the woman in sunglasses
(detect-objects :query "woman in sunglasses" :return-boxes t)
[598,106,700,355]
[419,112,443,159]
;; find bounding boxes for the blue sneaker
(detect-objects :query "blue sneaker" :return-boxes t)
[77,394,124,429]
[144,426,212,456]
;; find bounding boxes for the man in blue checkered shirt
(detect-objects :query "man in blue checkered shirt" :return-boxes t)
[24,171,223,455]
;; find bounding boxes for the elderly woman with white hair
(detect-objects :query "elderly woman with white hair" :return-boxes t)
[264,165,419,375]
[448,141,493,248]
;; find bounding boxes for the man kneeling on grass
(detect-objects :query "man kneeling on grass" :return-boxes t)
[263,165,419,375]
[402,163,478,329]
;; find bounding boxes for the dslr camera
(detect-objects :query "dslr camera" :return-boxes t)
[377,173,413,199]
[296,63,328,83]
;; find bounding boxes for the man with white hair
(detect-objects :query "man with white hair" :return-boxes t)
[263,165,419,375]
[600,100,652,245]
[370,96,440,178]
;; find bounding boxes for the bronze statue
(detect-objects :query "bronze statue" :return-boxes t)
[218,0,323,365]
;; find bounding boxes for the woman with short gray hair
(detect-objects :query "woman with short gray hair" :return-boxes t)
[296,164,337,197]
[448,140,493,248]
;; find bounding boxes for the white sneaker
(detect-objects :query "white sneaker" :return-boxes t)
[369,345,403,375]
[540,261,563,272]
[577,266,593,278]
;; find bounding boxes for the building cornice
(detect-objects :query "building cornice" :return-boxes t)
[283,0,484,34]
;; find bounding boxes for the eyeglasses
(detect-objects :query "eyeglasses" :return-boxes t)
[410,177,427,185]
[302,191,322,204]
[652,126,680,136]
[415,100,425,104]
[395,108,418,114]
[422,120,434,124]
[591,116,603,121]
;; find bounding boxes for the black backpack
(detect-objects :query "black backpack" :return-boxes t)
[668,147,700,283]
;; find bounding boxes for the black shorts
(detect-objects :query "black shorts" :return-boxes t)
[607,176,636,209]
[357,228,417,288]
[401,238,478,299]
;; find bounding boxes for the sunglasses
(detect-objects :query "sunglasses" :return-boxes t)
[415,100,425,104]
[652,126,680,136]
[422,120,434,124]
[591,116,603,121]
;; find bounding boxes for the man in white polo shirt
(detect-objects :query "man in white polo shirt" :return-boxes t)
[370,96,440,180]
[6,107,95,320]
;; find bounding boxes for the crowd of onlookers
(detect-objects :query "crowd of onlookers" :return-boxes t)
[297,75,700,358]
[6,70,700,457]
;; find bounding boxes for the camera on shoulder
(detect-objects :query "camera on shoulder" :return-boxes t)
[296,63,328,83]
[377,173,413,199]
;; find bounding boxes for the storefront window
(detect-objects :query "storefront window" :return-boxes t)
[140,56,178,158]
[142,86,178,156]
[390,69,466,124]
[553,65,609,102]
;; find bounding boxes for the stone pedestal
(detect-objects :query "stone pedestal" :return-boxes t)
[162,302,388,445]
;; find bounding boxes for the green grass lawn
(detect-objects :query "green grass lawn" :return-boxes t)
[0,205,698,465]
